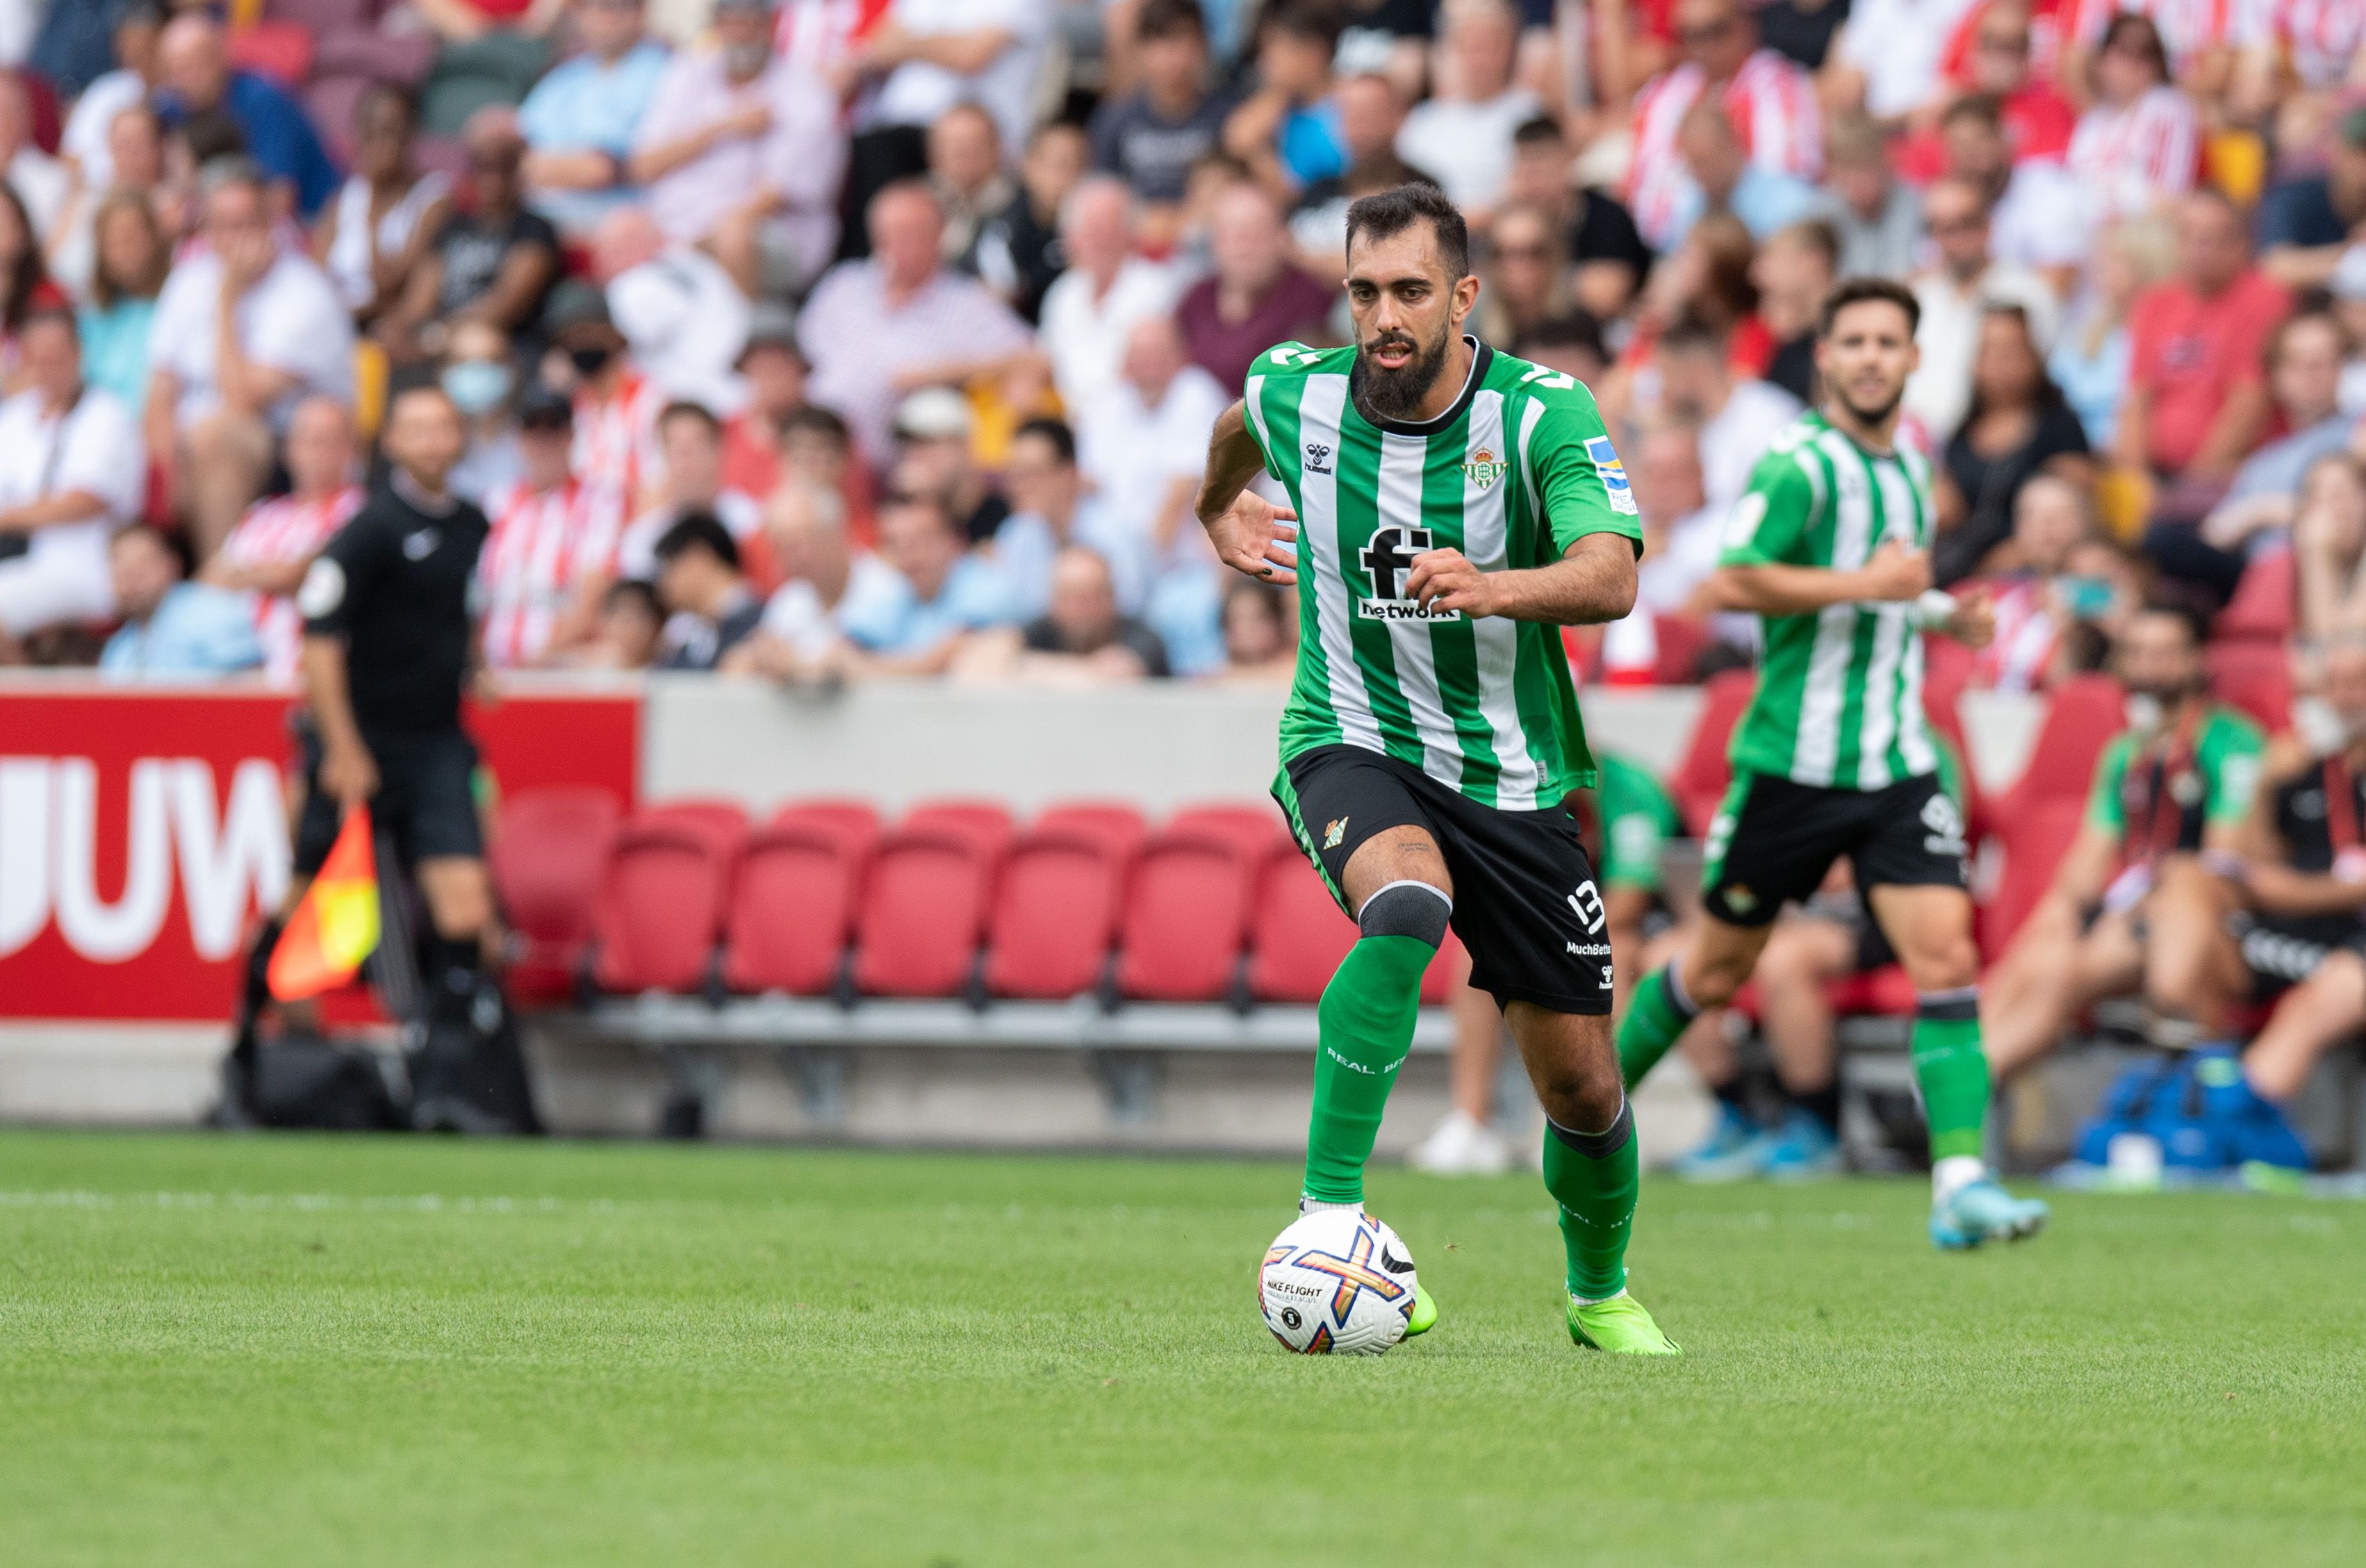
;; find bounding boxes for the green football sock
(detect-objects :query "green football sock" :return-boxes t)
[1542,1100,1638,1301]
[1912,989,1989,1162]
[1301,933,1431,1204]
[1616,964,1698,1089]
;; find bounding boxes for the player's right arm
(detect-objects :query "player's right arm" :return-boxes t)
[1194,399,1299,586]
[1709,455,1930,615]
[296,517,390,809]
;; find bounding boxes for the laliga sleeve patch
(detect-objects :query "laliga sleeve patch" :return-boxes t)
[1584,436,1638,514]
[1720,491,1768,551]
[296,557,346,620]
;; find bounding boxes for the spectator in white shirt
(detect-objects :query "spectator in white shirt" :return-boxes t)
[1394,0,1541,220]
[1826,0,1985,125]
[729,479,904,681]
[59,3,163,197]
[146,158,354,556]
[1650,313,1803,515]
[858,0,1049,157]
[1905,176,2059,442]
[594,206,750,416]
[618,399,764,578]
[0,71,66,241]
[628,0,846,296]
[0,308,145,659]
[1941,94,2084,294]
[1036,176,1178,413]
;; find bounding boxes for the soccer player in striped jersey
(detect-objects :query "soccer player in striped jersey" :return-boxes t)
[1615,277,2051,1251]
[1195,183,1676,1355]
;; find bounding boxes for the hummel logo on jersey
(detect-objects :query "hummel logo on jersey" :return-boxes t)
[1323,816,1348,850]
[1584,437,1638,515]
[1463,446,1506,490]
[403,528,440,560]
[1304,441,1333,474]
[1356,525,1459,621]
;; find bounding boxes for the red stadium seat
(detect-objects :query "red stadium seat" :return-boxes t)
[2207,638,2294,736]
[1999,674,2124,814]
[645,798,753,850]
[491,786,619,1005]
[1825,965,1919,1018]
[1979,796,2087,959]
[899,799,1017,861]
[719,823,873,996]
[2216,547,2296,643]
[1115,825,1263,1002]
[1165,801,1290,858]
[851,827,1003,998]
[983,828,1133,999]
[770,798,883,857]
[591,810,743,995]
[1246,850,1358,1004]
[1033,801,1151,861]
[1670,668,1757,835]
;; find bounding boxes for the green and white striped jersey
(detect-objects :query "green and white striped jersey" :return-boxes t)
[1242,338,1642,808]
[1718,409,1941,791]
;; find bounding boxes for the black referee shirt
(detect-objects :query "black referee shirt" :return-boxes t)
[298,473,489,734]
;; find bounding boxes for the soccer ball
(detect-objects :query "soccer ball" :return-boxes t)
[1258,1209,1419,1355]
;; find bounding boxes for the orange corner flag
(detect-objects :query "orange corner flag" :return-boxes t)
[268,807,382,1002]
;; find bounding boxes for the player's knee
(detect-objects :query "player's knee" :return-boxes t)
[1356,880,1452,950]
[1905,934,1980,995]
[1683,946,1753,1009]
[1536,1053,1624,1134]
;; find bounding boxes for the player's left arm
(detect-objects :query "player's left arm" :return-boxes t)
[1405,381,1639,625]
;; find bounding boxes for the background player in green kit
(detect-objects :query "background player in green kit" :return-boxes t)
[1192,184,1676,1353]
[1615,277,2053,1251]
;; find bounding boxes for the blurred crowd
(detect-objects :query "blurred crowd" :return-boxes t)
[0,0,2358,700]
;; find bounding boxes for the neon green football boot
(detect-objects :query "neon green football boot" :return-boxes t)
[1404,1282,1438,1337]
[1567,1292,1680,1355]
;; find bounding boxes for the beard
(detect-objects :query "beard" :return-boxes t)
[1352,324,1453,422]
[1832,378,1905,428]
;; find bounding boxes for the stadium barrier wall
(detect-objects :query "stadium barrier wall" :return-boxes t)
[0,672,2046,1146]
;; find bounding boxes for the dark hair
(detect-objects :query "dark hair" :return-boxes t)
[2271,307,2352,370]
[2131,594,2210,650]
[19,301,76,340]
[1511,115,1566,149]
[1012,415,1076,465]
[657,399,722,438]
[652,511,740,572]
[1960,302,2067,429]
[115,520,193,579]
[1657,311,1729,357]
[1513,311,1607,364]
[1261,0,1342,51]
[356,80,420,131]
[179,110,248,167]
[1137,0,1206,43]
[2095,12,2171,89]
[0,183,47,331]
[604,576,661,618]
[1817,276,1921,339]
[1345,182,1470,281]
[781,404,852,447]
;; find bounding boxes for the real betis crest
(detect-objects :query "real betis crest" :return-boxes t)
[1463,446,1506,489]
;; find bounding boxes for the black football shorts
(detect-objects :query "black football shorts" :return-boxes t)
[1276,744,1613,1015]
[1700,769,1968,927]
[294,723,484,877]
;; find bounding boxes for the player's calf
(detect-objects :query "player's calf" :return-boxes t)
[1300,877,1454,1210]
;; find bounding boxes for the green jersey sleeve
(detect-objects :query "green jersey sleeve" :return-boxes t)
[1595,753,1677,891]
[2085,736,2135,833]
[1521,376,1643,556]
[1716,445,1821,570]
[1242,343,1325,485]
[2200,710,2267,826]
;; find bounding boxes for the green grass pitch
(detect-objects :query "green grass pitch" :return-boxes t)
[5,1130,2364,1567]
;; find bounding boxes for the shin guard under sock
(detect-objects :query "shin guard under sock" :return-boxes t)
[1912,987,1989,1162]
[1616,964,1699,1088]
[1302,882,1449,1205]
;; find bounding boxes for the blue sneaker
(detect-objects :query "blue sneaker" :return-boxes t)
[1930,1177,2050,1250]
[1757,1109,1843,1180]
[1670,1103,1763,1182]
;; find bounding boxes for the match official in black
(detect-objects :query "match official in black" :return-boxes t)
[294,383,536,1132]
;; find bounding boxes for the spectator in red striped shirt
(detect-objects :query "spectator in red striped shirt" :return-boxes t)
[2065,12,2200,222]
[479,389,627,670]
[1625,0,1821,250]
[2062,0,2242,102]
[199,395,363,685]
